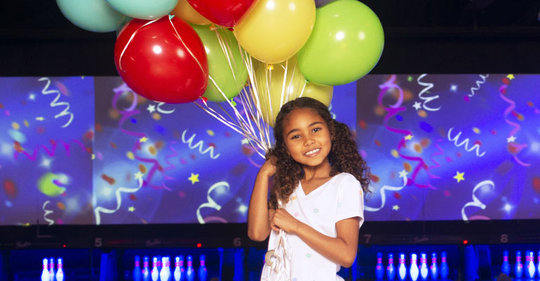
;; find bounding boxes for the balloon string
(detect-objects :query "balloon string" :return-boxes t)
[168,17,206,78]
[118,18,160,71]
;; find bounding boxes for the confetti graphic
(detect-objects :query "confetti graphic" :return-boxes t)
[358,74,539,221]
[377,75,438,190]
[0,76,94,225]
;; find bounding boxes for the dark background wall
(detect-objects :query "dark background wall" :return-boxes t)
[1,0,540,76]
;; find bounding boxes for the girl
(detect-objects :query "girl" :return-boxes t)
[248,97,370,280]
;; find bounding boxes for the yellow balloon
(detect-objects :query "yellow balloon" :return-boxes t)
[255,57,306,127]
[172,0,212,25]
[302,82,333,106]
[234,0,316,64]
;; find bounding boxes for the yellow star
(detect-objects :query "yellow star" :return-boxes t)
[454,171,465,183]
[188,173,199,184]
[139,136,148,143]
[241,138,250,145]
[128,206,135,212]
[507,74,515,80]
[392,205,400,211]
[405,134,413,140]
[91,154,95,160]
[134,171,144,180]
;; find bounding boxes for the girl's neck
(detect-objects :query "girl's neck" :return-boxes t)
[302,159,332,182]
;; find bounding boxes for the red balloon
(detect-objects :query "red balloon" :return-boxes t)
[187,0,255,27]
[114,16,208,103]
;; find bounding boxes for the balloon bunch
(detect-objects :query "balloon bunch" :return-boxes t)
[57,0,384,157]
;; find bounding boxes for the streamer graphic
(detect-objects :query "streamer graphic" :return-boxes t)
[461,180,495,221]
[42,200,55,225]
[428,140,445,169]
[196,181,230,224]
[468,74,489,98]
[181,129,221,159]
[365,171,408,212]
[111,88,171,189]
[416,74,441,112]
[13,139,88,161]
[155,102,176,114]
[94,172,144,225]
[38,77,74,128]
[447,127,487,157]
[378,75,438,189]
[498,77,531,167]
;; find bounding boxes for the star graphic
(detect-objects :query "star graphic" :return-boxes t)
[392,205,400,211]
[405,134,413,140]
[454,171,465,183]
[507,74,515,80]
[28,93,36,101]
[134,171,144,181]
[128,206,135,212]
[147,104,156,113]
[188,173,199,184]
[139,136,148,143]
[412,101,422,110]
[241,138,250,145]
[506,135,516,143]
[450,84,458,92]
[399,170,408,178]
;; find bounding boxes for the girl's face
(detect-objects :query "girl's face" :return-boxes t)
[282,108,332,169]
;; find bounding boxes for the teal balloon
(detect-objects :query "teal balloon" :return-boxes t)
[56,0,127,32]
[298,0,384,85]
[192,25,248,102]
[106,0,178,20]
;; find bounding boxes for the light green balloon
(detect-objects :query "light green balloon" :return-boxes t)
[57,0,127,32]
[106,0,178,20]
[192,25,248,102]
[298,0,384,85]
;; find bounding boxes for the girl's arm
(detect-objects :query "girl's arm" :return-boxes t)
[247,159,276,241]
[271,209,359,267]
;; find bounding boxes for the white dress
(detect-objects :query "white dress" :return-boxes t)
[266,173,365,281]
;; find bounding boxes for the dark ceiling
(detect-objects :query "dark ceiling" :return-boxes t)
[1,0,540,75]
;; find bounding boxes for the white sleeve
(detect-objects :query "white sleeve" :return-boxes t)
[334,174,365,228]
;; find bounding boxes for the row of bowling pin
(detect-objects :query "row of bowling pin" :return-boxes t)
[501,250,540,279]
[41,257,64,281]
[133,255,207,281]
[375,252,449,281]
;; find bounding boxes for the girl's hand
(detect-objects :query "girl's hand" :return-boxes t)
[259,155,277,178]
[270,208,301,234]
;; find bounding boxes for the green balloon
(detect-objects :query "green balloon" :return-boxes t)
[298,0,384,85]
[191,25,248,102]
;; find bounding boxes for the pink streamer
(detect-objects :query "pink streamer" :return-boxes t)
[14,139,88,160]
[378,75,438,189]
[498,80,531,167]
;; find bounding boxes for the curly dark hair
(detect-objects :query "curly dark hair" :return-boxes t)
[267,97,370,210]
